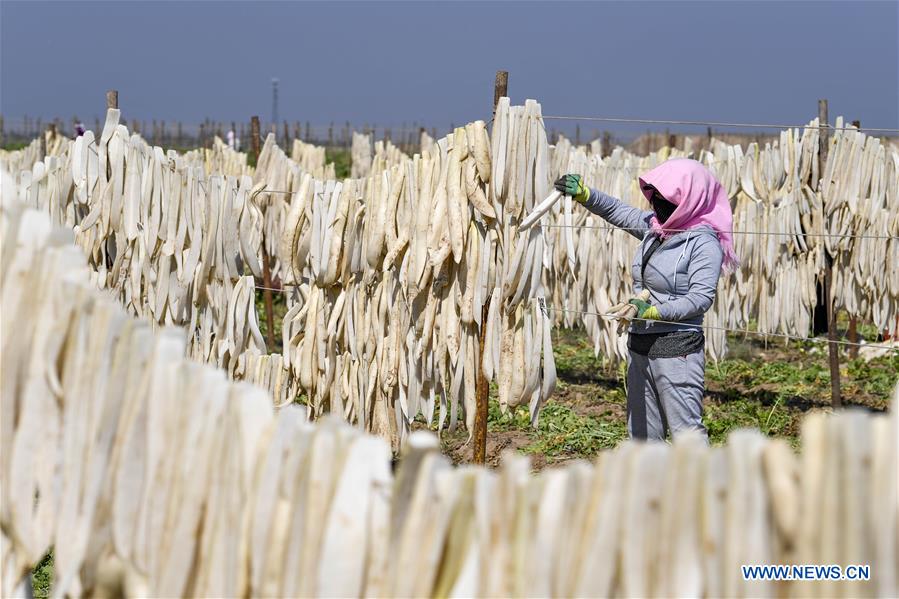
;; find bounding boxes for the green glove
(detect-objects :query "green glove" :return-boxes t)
[628,297,661,320]
[553,174,590,204]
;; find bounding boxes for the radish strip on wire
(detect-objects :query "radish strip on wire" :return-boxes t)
[518,189,567,231]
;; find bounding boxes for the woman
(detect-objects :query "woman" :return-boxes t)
[554,159,737,441]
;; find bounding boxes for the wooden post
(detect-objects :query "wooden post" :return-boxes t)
[473,70,508,465]
[102,91,119,270]
[819,99,841,408]
[846,120,861,359]
[493,70,508,108]
[575,124,581,147]
[283,120,290,149]
[252,115,277,350]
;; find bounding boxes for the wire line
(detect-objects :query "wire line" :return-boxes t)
[252,284,898,353]
[541,115,899,134]
[538,223,898,241]
[547,306,899,352]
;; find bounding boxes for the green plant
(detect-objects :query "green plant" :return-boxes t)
[255,287,289,352]
[2,141,31,151]
[32,551,53,598]
[524,402,627,460]
[487,399,531,432]
[325,149,352,179]
[846,354,899,406]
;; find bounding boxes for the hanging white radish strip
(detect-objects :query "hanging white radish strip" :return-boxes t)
[518,190,565,231]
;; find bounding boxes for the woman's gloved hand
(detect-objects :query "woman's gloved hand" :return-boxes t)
[553,174,590,204]
[608,290,650,334]
[628,296,661,320]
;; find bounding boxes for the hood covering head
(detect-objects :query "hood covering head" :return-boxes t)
[639,158,738,271]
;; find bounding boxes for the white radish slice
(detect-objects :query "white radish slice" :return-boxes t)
[517,190,564,231]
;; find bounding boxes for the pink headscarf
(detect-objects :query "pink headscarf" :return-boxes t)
[638,158,739,271]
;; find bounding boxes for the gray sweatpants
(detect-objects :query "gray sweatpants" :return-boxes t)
[626,349,707,441]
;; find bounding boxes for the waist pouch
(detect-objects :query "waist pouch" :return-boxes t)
[628,330,705,358]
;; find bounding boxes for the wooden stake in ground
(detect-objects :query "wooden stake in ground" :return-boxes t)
[473,69,508,465]
[47,123,57,154]
[846,120,861,359]
[252,115,277,350]
[819,99,841,408]
[101,91,120,270]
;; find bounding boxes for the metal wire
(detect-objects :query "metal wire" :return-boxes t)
[20,159,895,242]
[541,115,899,134]
[539,222,898,241]
[547,306,899,353]
[253,283,898,353]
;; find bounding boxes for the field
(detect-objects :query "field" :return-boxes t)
[236,168,896,473]
[253,282,896,469]
[10,133,898,596]
[439,327,896,467]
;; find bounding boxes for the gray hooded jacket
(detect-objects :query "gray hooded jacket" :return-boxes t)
[583,188,724,335]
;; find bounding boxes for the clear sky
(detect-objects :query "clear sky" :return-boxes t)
[1,1,897,138]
